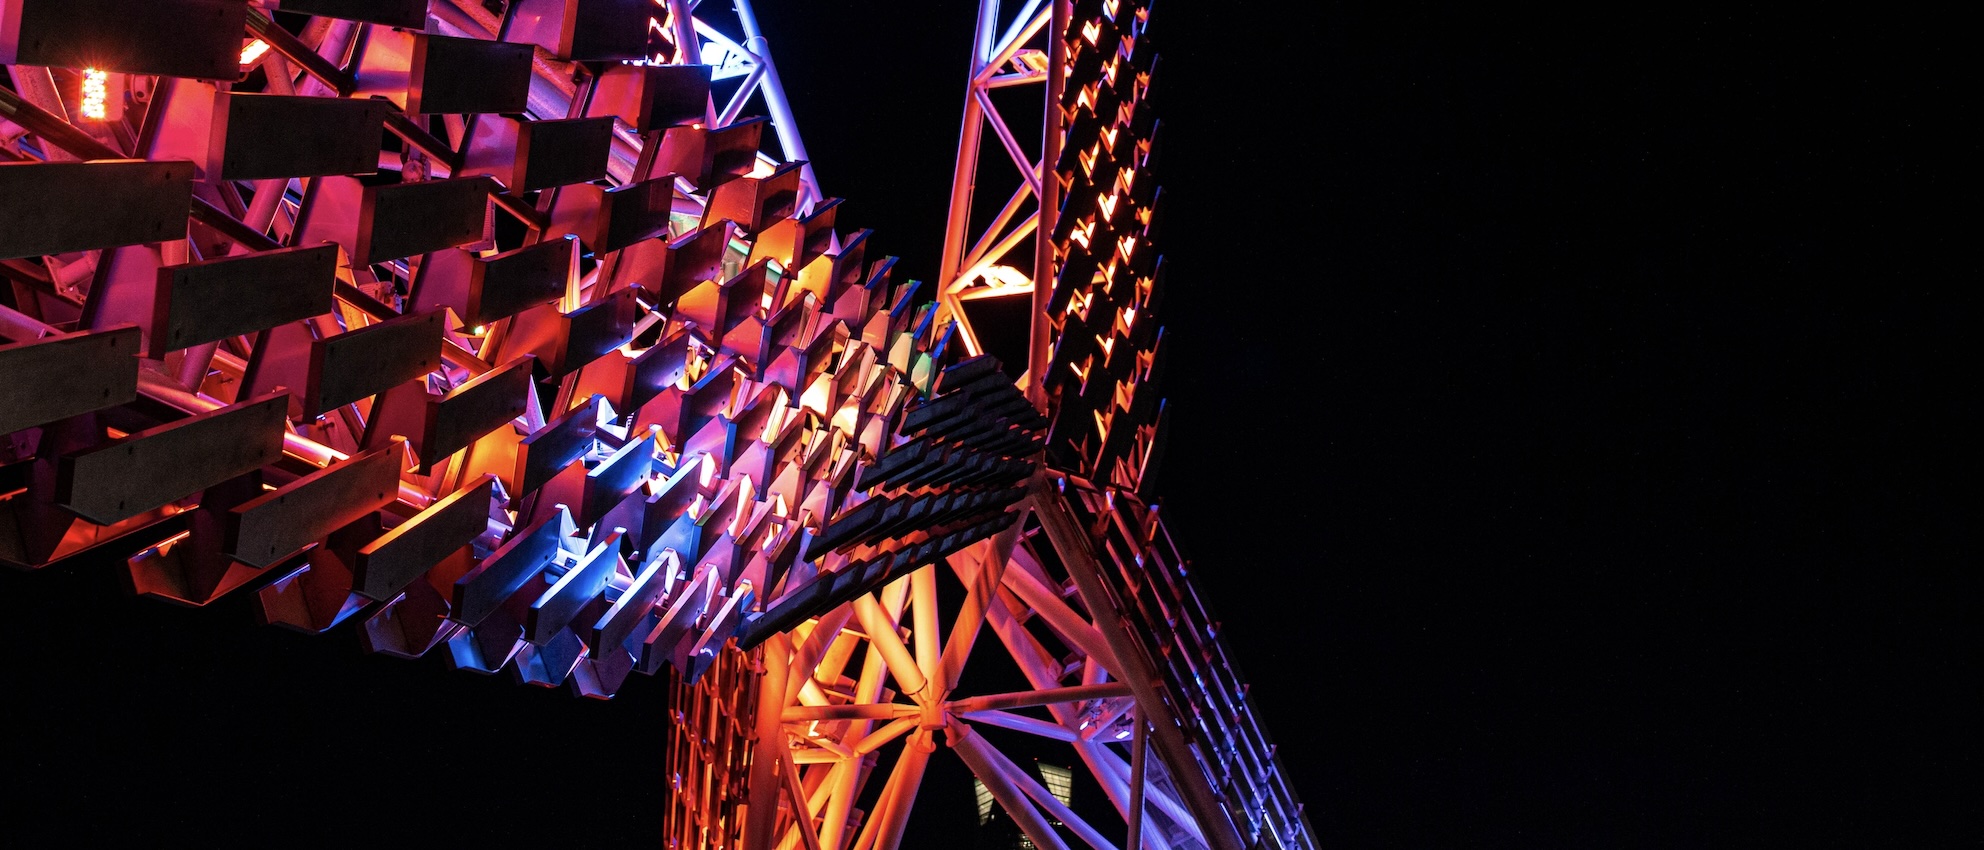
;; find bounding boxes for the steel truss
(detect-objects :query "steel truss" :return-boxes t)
[934,0,1062,392]
[924,1,1319,848]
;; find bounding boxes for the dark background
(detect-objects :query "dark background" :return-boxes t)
[4,2,1968,847]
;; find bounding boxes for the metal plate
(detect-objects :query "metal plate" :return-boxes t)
[831,228,872,295]
[210,93,393,181]
[353,474,494,600]
[593,549,671,656]
[655,118,765,191]
[657,222,729,306]
[0,160,193,260]
[794,197,840,269]
[277,0,430,28]
[473,236,572,324]
[225,443,400,568]
[516,394,601,496]
[0,326,140,435]
[527,531,620,643]
[421,355,532,468]
[677,262,765,341]
[641,560,716,669]
[599,176,675,253]
[355,176,494,265]
[580,429,653,528]
[306,309,444,417]
[55,391,287,525]
[452,506,572,627]
[150,245,337,358]
[509,0,651,62]
[516,116,615,191]
[410,237,571,327]
[625,330,692,412]
[705,120,766,187]
[560,286,640,376]
[589,63,711,133]
[406,33,532,115]
[706,161,803,233]
[3,0,245,80]
[462,115,615,192]
[566,0,652,61]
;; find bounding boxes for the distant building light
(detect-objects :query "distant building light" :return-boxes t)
[972,778,995,825]
[1037,762,1073,806]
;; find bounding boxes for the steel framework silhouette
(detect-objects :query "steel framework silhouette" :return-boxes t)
[0,2,1313,848]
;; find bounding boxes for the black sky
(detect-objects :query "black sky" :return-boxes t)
[4,2,1969,847]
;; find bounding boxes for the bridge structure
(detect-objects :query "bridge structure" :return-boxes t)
[0,2,1314,848]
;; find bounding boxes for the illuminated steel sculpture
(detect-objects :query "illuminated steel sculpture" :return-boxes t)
[0,1,1313,849]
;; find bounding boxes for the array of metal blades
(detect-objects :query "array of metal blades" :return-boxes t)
[0,0,966,701]
[741,355,1046,648]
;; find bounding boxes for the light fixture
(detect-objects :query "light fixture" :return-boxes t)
[79,69,108,121]
[239,39,270,66]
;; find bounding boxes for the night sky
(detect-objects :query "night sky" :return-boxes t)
[3,3,1966,847]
